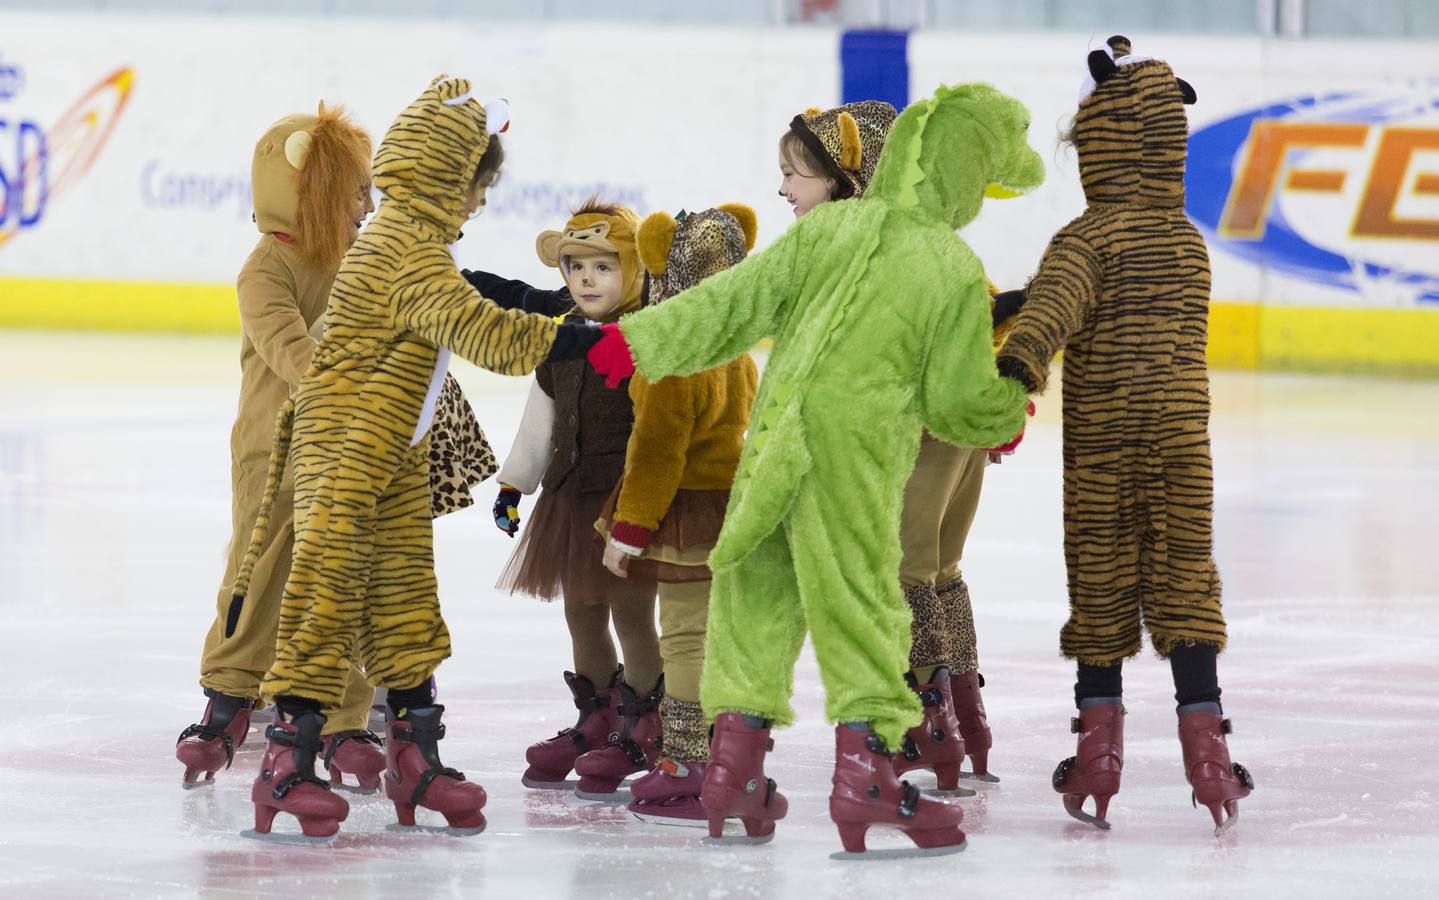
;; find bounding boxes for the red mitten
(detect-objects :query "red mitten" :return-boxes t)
[989,400,1036,454]
[587,323,635,389]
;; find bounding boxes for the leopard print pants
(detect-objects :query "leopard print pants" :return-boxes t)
[906,577,979,675]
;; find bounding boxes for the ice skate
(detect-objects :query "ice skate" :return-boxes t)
[628,758,707,826]
[522,669,623,789]
[700,712,788,845]
[574,676,663,800]
[321,729,385,794]
[827,724,966,860]
[243,712,349,844]
[1177,709,1254,836]
[952,670,999,783]
[893,668,975,797]
[1052,703,1124,830]
[384,705,487,836]
[175,689,253,789]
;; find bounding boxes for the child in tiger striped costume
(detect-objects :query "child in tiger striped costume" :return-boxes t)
[994,36,1253,835]
[231,77,613,842]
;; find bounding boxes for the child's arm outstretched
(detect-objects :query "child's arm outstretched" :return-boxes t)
[920,274,1030,450]
[994,227,1100,393]
[614,223,806,381]
[462,269,573,317]
[491,376,556,536]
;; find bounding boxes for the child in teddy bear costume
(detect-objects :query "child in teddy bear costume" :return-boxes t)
[994,36,1253,835]
[588,83,1041,857]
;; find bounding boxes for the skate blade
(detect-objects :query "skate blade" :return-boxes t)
[1064,804,1112,830]
[180,774,215,791]
[574,787,631,802]
[385,822,486,838]
[923,785,978,799]
[960,770,1001,784]
[630,810,708,828]
[521,776,578,790]
[1213,808,1239,837]
[829,839,966,861]
[329,782,380,796]
[701,831,774,846]
[239,828,337,846]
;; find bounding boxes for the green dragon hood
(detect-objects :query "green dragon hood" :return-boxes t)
[865,82,1044,229]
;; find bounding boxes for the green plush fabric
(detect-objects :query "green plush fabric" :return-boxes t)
[619,83,1041,747]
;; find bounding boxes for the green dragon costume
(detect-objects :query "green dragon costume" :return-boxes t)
[605,83,1043,748]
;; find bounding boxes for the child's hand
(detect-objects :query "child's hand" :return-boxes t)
[602,541,631,578]
[587,323,635,389]
[493,484,522,537]
[988,400,1036,454]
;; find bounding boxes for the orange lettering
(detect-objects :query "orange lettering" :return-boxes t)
[1220,121,1369,239]
[1353,128,1439,239]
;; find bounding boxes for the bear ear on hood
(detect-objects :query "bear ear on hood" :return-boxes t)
[535,229,565,268]
[637,211,678,276]
[284,130,313,170]
[717,203,758,252]
[837,111,862,172]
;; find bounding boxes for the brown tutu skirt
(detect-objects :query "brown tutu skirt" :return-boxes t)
[594,479,729,584]
[496,478,657,604]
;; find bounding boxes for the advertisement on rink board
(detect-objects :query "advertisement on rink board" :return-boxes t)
[0,13,1436,373]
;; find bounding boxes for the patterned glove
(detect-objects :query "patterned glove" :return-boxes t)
[586,322,635,389]
[493,484,522,537]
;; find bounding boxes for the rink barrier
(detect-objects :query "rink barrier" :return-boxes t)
[4,276,1438,376]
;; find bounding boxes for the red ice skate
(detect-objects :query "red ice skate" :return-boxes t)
[574,677,663,800]
[385,705,487,836]
[628,758,707,826]
[700,712,789,844]
[893,669,973,796]
[321,729,385,794]
[828,724,966,859]
[175,690,253,789]
[1178,710,1254,835]
[244,713,349,844]
[1052,703,1124,829]
[522,669,623,789]
[951,670,999,783]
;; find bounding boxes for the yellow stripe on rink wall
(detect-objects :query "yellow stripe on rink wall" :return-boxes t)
[3,278,1439,377]
[1208,301,1439,378]
[0,277,239,334]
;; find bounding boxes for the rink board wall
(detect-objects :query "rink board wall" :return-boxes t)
[1,14,1437,376]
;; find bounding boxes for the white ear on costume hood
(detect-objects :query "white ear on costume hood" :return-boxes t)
[484,98,510,136]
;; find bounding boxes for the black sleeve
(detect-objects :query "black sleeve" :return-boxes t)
[462,269,574,317]
[991,288,1027,329]
[995,357,1037,393]
[545,323,603,362]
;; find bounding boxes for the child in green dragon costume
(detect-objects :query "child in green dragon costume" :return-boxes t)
[586,82,1041,857]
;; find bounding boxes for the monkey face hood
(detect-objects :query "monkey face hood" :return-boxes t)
[865,82,1044,230]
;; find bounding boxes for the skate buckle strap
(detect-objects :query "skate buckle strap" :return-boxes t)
[270,769,330,800]
[412,764,466,808]
[175,723,237,767]
[559,726,589,752]
[1221,718,1233,735]
[1070,716,1081,734]
[617,693,662,718]
[396,721,446,744]
[916,687,943,707]
[264,723,323,754]
[323,729,384,768]
[575,695,610,712]
[897,782,921,819]
[863,733,892,756]
[621,737,650,769]
[1052,756,1077,790]
[900,735,921,762]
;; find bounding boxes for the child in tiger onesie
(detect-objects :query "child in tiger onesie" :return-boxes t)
[482,200,664,801]
[175,104,492,797]
[231,77,613,843]
[778,101,1021,792]
[591,204,760,826]
[994,36,1253,835]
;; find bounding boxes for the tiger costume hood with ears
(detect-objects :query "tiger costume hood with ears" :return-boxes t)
[251,104,372,271]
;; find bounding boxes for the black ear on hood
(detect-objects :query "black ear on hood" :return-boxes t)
[1176,77,1197,105]
[1088,49,1119,85]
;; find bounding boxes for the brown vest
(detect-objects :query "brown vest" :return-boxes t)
[536,314,635,494]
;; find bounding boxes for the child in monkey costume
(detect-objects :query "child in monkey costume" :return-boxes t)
[994,36,1253,835]
[592,203,760,826]
[232,77,612,842]
[483,200,665,800]
[587,84,1041,856]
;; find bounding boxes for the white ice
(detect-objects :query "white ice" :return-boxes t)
[1,332,1437,899]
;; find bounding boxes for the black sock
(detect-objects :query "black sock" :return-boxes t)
[1169,643,1222,709]
[387,677,437,719]
[276,694,322,720]
[1075,662,1123,707]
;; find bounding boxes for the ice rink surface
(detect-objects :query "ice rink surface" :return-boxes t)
[1,332,1437,899]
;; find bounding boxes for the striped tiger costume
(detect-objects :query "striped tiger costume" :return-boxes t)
[234,76,566,708]
[995,37,1225,666]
